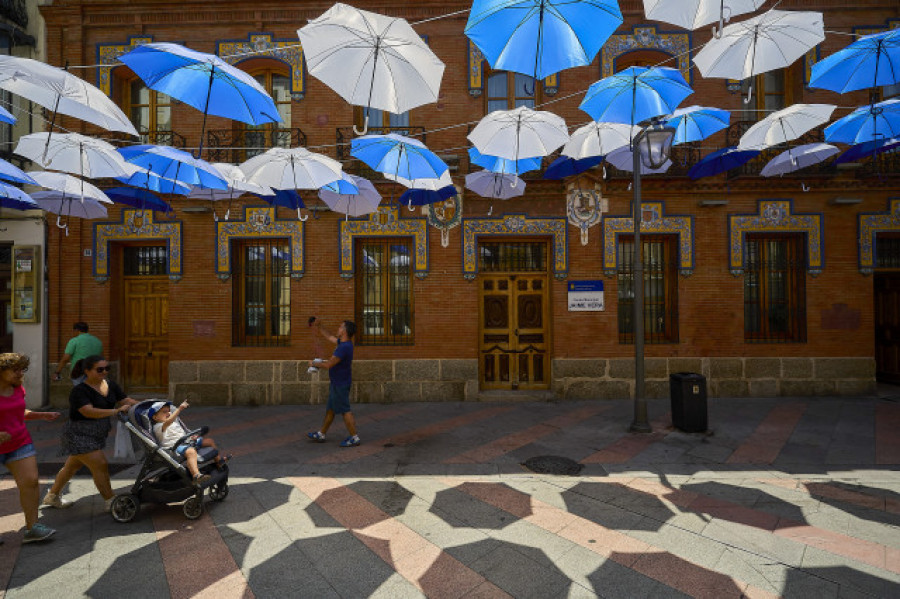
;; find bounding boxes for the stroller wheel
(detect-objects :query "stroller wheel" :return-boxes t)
[209,482,228,502]
[110,494,140,523]
[183,496,203,520]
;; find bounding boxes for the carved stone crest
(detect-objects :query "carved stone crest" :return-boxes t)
[426,189,463,247]
[566,184,607,245]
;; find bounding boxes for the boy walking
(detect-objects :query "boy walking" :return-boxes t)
[307,318,359,447]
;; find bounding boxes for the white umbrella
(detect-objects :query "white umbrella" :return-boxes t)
[384,170,453,190]
[605,145,672,175]
[240,147,344,190]
[562,121,635,159]
[28,171,112,204]
[188,162,271,200]
[15,132,137,178]
[318,175,382,217]
[465,170,526,200]
[643,1,766,35]
[0,55,138,136]
[468,106,569,161]
[298,2,445,134]
[760,142,839,177]
[693,9,825,103]
[737,104,836,150]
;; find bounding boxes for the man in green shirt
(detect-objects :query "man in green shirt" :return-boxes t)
[53,322,103,385]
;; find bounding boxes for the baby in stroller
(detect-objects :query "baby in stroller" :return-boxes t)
[109,399,230,522]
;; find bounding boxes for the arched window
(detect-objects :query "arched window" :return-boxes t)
[742,68,791,122]
[486,70,538,113]
[239,65,292,161]
[614,49,671,72]
[124,78,172,145]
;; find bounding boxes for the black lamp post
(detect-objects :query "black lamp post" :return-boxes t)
[629,120,675,433]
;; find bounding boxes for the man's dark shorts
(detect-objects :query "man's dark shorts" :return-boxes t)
[327,384,352,414]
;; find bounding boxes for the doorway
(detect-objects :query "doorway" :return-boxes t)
[875,273,900,383]
[121,246,169,392]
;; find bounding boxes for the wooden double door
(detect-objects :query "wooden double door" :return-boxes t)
[124,277,169,391]
[479,274,550,390]
[875,273,900,383]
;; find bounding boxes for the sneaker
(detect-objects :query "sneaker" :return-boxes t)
[41,492,73,509]
[193,473,212,487]
[104,497,114,513]
[22,523,55,544]
[307,431,326,443]
[340,435,361,448]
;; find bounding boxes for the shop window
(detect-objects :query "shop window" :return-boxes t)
[617,235,679,344]
[232,239,291,347]
[486,70,537,112]
[478,241,547,272]
[744,234,807,342]
[355,238,413,345]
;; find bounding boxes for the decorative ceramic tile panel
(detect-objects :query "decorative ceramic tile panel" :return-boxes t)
[601,25,691,84]
[96,36,154,96]
[462,214,568,280]
[216,206,304,280]
[93,209,182,282]
[217,34,305,99]
[602,201,693,277]
[467,40,558,96]
[859,198,900,275]
[728,199,823,276]
[339,206,428,279]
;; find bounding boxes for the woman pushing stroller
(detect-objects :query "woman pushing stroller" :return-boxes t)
[148,400,227,486]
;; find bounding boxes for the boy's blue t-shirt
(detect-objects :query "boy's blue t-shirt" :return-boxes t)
[329,340,353,386]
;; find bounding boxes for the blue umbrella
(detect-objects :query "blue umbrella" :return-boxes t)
[580,66,693,125]
[809,29,900,94]
[262,189,306,211]
[104,187,172,213]
[0,105,15,125]
[0,157,38,186]
[688,146,760,180]
[834,137,900,164]
[351,133,449,181]
[117,42,281,156]
[0,181,37,210]
[662,105,731,145]
[468,148,542,175]
[824,98,900,145]
[119,145,228,190]
[400,185,457,207]
[320,175,360,195]
[464,0,623,81]
[116,169,192,196]
[543,154,604,179]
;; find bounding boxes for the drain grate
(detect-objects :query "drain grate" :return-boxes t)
[522,455,583,476]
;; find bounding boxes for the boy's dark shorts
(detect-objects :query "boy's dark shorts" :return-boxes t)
[327,384,352,414]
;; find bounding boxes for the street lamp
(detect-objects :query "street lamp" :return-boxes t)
[630,120,675,433]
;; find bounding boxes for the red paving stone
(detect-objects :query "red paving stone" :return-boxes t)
[0,480,24,599]
[876,401,900,465]
[580,414,671,463]
[726,402,807,464]
[759,478,895,513]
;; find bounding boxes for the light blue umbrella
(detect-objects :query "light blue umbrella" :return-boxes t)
[688,146,760,180]
[465,0,623,80]
[809,28,900,94]
[824,98,900,145]
[116,169,192,196]
[661,105,731,145]
[0,181,37,210]
[580,66,693,126]
[468,148,542,175]
[119,145,228,190]
[320,174,360,195]
[351,134,448,181]
[0,158,38,186]
[0,105,15,125]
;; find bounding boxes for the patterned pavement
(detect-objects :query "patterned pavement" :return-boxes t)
[2,394,899,598]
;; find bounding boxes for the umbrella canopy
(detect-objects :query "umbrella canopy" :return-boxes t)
[261,189,306,211]
[643,0,765,32]
[760,142,839,177]
[119,144,228,190]
[464,0,622,81]
[384,170,454,190]
[320,174,361,195]
[579,66,693,125]
[0,55,137,135]
[0,158,38,186]
[28,171,112,203]
[240,147,344,191]
[468,148,542,175]
[737,104,836,150]
[15,132,136,178]
[400,185,457,207]
[662,105,731,145]
[562,121,634,158]
[465,170,526,199]
[298,3,445,133]
[31,191,108,220]
[116,168,192,196]
[0,105,15,125]
[809,28,900,94]
[688,146,760,179]
[834,137,900,164]
[187,162,271,201]
[0,181,37,211]
[605,144,672,175]
[543,154,604,179]
[351,133,449,181]
[468,106,569,161]
[104,187,172,212]
[693,9,825,97]
[824,98,900,145]
[318,175,382,217]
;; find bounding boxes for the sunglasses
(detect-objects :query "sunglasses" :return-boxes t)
[94,366,110,373]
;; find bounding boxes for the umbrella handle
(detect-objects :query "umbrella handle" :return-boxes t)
[801,182,810,192]
[487,204,493,216]
[353,114,369,136]
[297,208,309,221]
[408,200,415,212]
[743,84,753,105]
[225,208,230,221]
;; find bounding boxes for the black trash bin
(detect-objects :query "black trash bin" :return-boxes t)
[669,372,707,433]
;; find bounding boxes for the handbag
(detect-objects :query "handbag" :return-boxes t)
[113,420,135,460]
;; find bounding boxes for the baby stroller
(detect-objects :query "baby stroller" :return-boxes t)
[109,399,229,522]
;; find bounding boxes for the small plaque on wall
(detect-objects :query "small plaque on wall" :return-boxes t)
[192,320,216,337]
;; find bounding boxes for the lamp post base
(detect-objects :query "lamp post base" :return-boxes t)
[629,421,652,433]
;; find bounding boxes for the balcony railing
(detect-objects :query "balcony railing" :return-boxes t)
[336,126,427,177]
[206,128,307,164]
[724,120,836,179]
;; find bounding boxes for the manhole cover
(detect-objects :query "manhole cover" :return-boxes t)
[521,455,583,476]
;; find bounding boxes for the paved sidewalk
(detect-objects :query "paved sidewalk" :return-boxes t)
[2,394,899,598]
